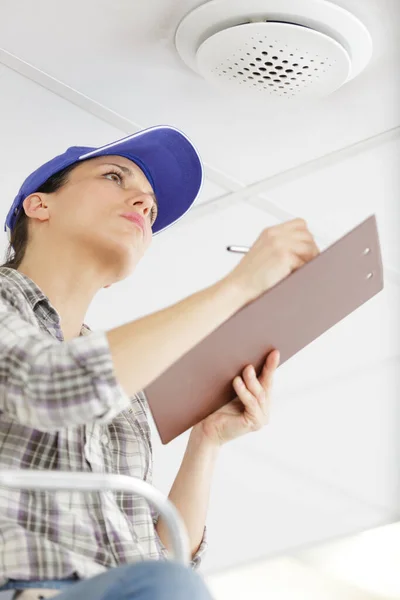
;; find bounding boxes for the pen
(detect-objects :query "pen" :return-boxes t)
[226,245,250,254]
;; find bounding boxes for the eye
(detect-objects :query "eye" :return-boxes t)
[103,170,123,185]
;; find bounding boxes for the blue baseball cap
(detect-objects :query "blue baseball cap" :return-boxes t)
[4,125,203,241]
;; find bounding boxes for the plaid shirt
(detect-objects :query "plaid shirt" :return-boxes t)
[0,267,206,585]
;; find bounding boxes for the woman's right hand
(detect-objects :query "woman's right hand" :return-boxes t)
[225,218,320,303]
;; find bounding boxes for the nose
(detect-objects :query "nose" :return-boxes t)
[129,192,155,220]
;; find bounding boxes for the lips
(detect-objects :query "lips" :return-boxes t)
[121,213,145,233]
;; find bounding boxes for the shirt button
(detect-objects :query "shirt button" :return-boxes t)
[101,434,109,445]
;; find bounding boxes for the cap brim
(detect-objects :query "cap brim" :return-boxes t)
[78,126,203,235]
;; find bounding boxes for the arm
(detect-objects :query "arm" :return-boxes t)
[154,350,281,565]
[107,276,245,397]
[0,277,245,431]
[0,283,130,430]
[107,217,320,398]
[155,426,219,561]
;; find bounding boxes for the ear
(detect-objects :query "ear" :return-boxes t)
[23,194,50,223]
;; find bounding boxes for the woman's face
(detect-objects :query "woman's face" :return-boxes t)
[25,154,158,281]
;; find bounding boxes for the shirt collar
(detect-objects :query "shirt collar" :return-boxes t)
[0,267,91,335]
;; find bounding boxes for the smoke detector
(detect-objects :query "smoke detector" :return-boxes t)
[175,0,372,100]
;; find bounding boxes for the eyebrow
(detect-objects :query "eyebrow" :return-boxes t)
[104,162,158,208]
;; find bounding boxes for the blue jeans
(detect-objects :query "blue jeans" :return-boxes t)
[0,561,214,600]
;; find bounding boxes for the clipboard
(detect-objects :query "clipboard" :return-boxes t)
[144,215,384,444]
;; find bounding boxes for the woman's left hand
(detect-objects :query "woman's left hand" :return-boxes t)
[195,349,280,447]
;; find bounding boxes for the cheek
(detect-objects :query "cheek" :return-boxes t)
[58,185,115,231]
[81,183,116,214]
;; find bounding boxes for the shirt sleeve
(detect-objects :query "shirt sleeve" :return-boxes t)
[152,508,208,570]
[0,281,130,431]
[190,526,208,569]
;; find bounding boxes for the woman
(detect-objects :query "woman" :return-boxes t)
[0,125,319,600]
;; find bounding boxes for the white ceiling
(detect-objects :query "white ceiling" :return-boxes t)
[0,0,399,575]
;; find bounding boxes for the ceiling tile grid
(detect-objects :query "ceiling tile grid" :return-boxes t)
[1,0,400,184]
[1,0,399,574]
[0,66,226,257]
[253,134,400,272]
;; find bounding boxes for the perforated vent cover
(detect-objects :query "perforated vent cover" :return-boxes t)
[197,23,350,99]
[175,0,373,100]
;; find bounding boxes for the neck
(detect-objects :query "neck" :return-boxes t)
[17,242,111,341]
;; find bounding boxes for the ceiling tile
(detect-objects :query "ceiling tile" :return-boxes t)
[195,177,227,205]
[1,3,398,575]
[1,1,399,185]
[254,134,400,271]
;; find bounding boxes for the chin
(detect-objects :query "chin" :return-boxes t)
[113,254,141,283]
[103,237,142,267]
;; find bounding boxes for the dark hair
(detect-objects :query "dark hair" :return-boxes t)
[1,163,79,269]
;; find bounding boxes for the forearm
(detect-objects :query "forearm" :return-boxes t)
[107,277,245,398]
[155,426,220,558]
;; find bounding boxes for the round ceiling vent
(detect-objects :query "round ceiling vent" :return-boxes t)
[175,0,373,100]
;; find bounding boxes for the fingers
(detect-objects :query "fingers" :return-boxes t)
[242,365,267,404]
[293,240,320,262]
[285,217,309,231]
[239,351,280,400]
[232,375,264,426]
[258,350,280,388]
[271,219,320,261]
[232,350,279,430]
[291,227,320,251]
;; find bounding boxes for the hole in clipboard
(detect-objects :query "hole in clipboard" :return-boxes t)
[364,248,373,279]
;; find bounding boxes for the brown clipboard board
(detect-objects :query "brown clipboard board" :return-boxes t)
[144,215,384,444]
